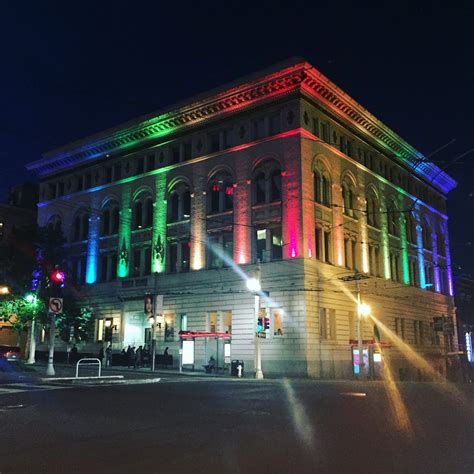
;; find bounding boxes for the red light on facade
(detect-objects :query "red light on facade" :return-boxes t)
[225,186,234,196]
[187,241,191,248]
[212,184,220,192]
[281,171,287,177]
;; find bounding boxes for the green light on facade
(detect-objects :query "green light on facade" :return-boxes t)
[118,186,132,278]
[152,173,167,273]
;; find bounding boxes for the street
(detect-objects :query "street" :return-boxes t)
[0,376,473,473]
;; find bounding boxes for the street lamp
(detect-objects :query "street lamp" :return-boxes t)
[247,265,264,379]
[357,297,371,381]
[0,286,10,295]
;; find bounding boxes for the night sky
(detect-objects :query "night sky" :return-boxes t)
[1,2,473,273]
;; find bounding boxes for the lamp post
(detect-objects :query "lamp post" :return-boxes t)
[25,293,38,364]
[247,262,263,379]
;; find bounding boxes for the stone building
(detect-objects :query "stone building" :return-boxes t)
[27,58,457,378]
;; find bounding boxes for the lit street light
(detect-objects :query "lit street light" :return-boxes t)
[247,264,263,379]
[0,286,10,295]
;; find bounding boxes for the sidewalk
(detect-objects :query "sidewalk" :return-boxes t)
[0,359,236,384]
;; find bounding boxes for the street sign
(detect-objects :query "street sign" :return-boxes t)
[49,297,63,314]
[257,332,267,339]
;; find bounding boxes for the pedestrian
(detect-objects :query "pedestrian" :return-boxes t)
[134,345,143,369]
[164,347,169,356]
[99,346,104,361]
[71,344,78,363]
[127,345,134,368]
[106,343,113,367]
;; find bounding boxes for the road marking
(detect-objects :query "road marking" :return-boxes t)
[339,392,367,397]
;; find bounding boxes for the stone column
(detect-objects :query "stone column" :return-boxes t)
[85,213,101,284]
[379,184,391,279]
[190,165,206,270]
[152,173,167,273]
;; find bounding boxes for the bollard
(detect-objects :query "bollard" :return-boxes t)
[237,364,243,378]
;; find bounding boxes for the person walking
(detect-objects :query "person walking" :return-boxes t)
[127,346,134,369]
[105,343,113,367]
[134,345,143,369]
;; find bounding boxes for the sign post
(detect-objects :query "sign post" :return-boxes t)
[46,297,63,376]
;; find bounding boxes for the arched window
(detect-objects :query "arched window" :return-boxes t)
[366,190,379,228]
[271,169,281,201]
[207,172,234,214]
[341,180,356,218]
[436,230,445,257]
[102,210,110,236]
[252,160,282,205]
[168,182,192,223]
[133,201,143,230]
[111,207,120,234]
[144,198,154,228]
[386,201,399,237]
[313,163,331,208]
[255,172,266,204]
[81,214,89,240]
[421,222,432,251]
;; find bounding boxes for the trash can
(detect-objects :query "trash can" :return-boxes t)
[231,360,244,377]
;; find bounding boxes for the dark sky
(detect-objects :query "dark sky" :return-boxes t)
[1,2,473,273]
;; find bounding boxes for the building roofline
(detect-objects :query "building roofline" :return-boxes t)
[26,57,457,193]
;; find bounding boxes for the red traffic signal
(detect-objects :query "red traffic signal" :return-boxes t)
[51,270,65,283]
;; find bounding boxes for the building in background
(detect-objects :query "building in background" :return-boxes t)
[0,182,38,347]
[454,275,474,364]
[26,58,457,379]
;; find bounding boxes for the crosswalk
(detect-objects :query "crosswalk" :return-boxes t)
[0,382,69,396]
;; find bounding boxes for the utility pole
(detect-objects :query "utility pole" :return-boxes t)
[340,272,370,381]
[151,272,159,372]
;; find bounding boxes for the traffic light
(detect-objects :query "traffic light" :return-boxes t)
[264,317,270,331]
[257,317,263,333]
[49,268,65,296]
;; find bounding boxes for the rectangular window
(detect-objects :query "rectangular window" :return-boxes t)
[375,247,380,277]
[414,320,422,345]
[254,117,266,139]
[223,311,232,334]
[97,319,104,342]
[169,244,178,273]
[320,121,329,142]
[273,309,283,336]
[133,249,141,277]
[269,113,280,136]
[209,132,220,153]
[181,241,190,272]
[178,314,187,332]
[85,174,92,189]
[395,318,405,340]
[114,164,122,181]
[209,312,218,333]
[271,227,283,260]
[110,254,117,280]
[315,227,321,260]
[146,154,155,171]
[344,239,350,269]
[319,308,328,339]
[324,231,331,263]
[144,247,151,276]
[171,146,180,164]
[183,142,192,160]
[352,240,358,271]
[100,255,108,282]
[80,256,87,285]
[222,129,232,149]
[312,117,319,136]
[105,167,113,183]
[256,229,267,263]
[136,156,144,174]
[223,233,233,266]
[58,182,64,197]
[164,314,176,342]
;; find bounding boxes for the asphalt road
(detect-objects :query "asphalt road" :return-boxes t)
[0,377,473,473]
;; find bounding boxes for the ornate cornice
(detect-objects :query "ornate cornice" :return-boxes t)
[27,59,456,194]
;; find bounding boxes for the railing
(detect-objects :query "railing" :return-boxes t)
[75,358,102,378]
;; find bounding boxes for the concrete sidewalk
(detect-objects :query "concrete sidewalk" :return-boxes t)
[0,359,236,384]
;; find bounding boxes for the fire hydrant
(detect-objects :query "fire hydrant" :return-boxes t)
[237,364,243,378]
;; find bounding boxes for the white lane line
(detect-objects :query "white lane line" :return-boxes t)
[339,392,367,397]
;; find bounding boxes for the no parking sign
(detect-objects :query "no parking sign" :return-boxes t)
[49,297,63,314]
